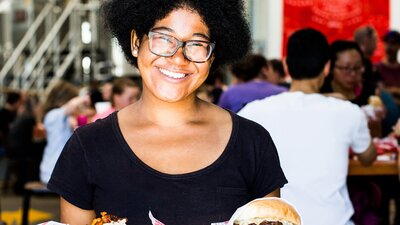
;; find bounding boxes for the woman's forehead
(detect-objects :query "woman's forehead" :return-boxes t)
[336,49,362,60]
[152,8,210,37]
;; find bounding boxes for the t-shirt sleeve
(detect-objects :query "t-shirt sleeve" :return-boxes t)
[249,123,288,198]
[217,91,230,109]
[47,132,94,210]
[350,108,372,154]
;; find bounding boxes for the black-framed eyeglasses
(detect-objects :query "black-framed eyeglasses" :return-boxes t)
[334,64,364,74]
[148,31,215,63]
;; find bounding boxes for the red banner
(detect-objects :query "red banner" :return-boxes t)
[283,0,389,62]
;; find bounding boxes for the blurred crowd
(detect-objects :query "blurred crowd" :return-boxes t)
[0,76,142,193]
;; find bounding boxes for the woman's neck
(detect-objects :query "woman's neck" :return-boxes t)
[331,80,355,100]
[130,94,205,128]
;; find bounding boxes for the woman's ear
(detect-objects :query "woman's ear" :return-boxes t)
[130,30,140,57]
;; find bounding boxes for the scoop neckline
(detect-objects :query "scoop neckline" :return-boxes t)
[110,110,238,180]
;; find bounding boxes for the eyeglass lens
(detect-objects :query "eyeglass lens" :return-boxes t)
[335,65,363,73]
[148,32,214,63]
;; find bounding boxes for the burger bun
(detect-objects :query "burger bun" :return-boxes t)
[233,198,301,225]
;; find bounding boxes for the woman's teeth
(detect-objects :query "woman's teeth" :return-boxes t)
[159,68,186,79]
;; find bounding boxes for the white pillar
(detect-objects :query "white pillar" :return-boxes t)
[389,0,400,61]
[0,0,13,59]
[390,0,400,30]
[250,0,283,59]
[265,0,283,59]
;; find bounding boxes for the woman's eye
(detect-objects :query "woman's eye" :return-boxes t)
[189,42,204,47]
[159,35,173,43]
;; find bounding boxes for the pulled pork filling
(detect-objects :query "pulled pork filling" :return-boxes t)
[91,212,127,225]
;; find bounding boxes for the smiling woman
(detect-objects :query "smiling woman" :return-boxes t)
[46,1,288,225]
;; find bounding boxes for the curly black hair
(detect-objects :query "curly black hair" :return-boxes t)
[101,0,251,71]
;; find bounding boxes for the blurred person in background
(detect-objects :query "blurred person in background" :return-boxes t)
[320,40,385,138]
[0,91,22,156]
[269,59,291,88]
[92,77,141,121]
[353,25,382,90]
[375,32,400,225]
[218,54,287,112]
[239,28,377,225]
[100,77,114,102]
[7,94,45,194]
[321,40,374,106]
[88,80,105,108]
[354,26,399,137]
[354,25,378,60]
[39,81,90,184]
[200,67,227,104]
[375,30,400,107]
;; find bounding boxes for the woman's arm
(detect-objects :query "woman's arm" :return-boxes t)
[60,197,96,225]
[263,188,280,198]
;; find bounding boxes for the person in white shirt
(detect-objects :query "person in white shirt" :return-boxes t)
[239,28,377,225]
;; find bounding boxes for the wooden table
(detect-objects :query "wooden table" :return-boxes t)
[348,158,399,176]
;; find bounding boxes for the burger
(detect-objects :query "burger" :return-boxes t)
[232,198,301,225]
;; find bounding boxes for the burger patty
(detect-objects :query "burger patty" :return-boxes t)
[234,221,283,225]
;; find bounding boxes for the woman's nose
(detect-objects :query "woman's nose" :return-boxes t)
[168,47,190,64]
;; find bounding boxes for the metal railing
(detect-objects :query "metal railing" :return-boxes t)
[20,0,81,92]
[0,2,54,91]
[0,0,101,102]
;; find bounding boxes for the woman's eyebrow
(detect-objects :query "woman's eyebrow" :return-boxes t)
[151,27,211,41]
[193,33,211,41]
[151,26,174,33]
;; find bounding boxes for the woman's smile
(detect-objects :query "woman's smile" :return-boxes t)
[158,67,189,79]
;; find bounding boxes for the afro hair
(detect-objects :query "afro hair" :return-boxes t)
[101,0,251,72]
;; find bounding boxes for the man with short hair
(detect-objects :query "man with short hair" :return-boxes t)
[239,28,376,225]
[354,25,377,59]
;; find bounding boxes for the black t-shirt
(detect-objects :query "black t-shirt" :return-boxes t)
[48,111,287,225]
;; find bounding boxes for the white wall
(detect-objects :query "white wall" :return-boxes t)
[390,0,400,30]
[250,0,283,59]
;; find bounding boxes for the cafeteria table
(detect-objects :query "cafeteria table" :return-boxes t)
[348,157,398,176]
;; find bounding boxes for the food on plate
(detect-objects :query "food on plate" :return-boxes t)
[233,198,301,225]
[91,212,127,225]
[368,95,383,108]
